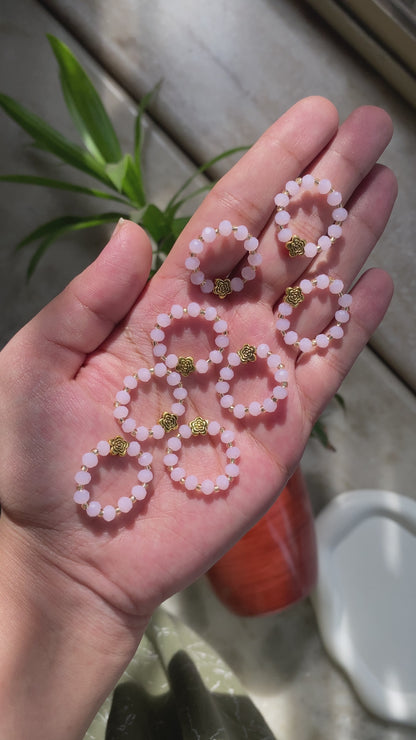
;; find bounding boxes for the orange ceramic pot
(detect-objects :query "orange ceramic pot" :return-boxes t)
[207,467,317,616]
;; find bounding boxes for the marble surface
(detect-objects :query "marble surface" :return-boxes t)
[0,1,415,738]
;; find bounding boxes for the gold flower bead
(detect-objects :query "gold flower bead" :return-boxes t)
[238,344,257,363]
[286,235,306,257]
[159,412,179,432]
[213,278,232,298]
[189,416,208,435]
[176,356,195,377]
[284,286,304,307]
[109,436,129,456]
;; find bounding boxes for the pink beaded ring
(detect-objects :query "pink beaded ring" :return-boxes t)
[274,175,348,258]
[276,275,352,352]
[73,436,153,520]
[114,364,186,441]
[163,417,240,494]
[151,302,229,377]
[216,343,288,418]
[186,221,261,299]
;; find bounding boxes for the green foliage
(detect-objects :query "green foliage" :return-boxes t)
[0,35,247,279]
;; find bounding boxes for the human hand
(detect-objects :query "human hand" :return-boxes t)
[0,97,396,738]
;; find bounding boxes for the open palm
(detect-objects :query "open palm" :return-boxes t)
[0,97,396,628]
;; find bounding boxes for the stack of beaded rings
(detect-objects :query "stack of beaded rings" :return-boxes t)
[276,274,352,352]
[151,302,229,376]
[113,364,187,440]
[216,343,288,418]
[185,221,261,298]
[73,436,153,520]
[274,175,348,258]
[163,417,240,494]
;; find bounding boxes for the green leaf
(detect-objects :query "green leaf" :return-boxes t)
[134,80,162,167]
[171,216,190,239]
[105,154,145,206]
[0,174,130,204]
[311,419,336,451]
[16,212,123,251]
[47,35,122,165]
[166,146,249,210]
[141,203,169,243]
[334,392,346,411]
[0,92,113,187]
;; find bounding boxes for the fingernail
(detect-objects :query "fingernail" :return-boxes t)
[112,217,126,237]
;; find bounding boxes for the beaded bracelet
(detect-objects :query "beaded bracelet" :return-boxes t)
[216,343,288,418]
[73,437,153,520]
[274,175,348,258]
[151,302,229,375]
[186,221,261,298]
[163,417,240,494]
[275,275,352,351]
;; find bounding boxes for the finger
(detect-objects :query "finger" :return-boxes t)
[11,220,152,378]
[273,164,398,345]
[296,267,394,422]
[157,96,339,290]
[250,105,394,304]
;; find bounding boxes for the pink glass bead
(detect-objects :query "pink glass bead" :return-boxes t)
[220,366,234,380]
[284,331,298,345]
[164,453,178,467]
[228,352,241,367]
[275,368,289,382]
[332,207,348,222]
[241,266,256,281]
[318,178,331,194]
[127,441,141,456]
[267,354,281,368]
[249,402,262,416]
[75,470,91,486]
[189,238,203,254]
[338,293,353,308]
[124,375,137,389]
[329,279,344,294]
[275,210,290,226]
[235,225,249,241]
[220,395,234,408]
[273,386,288,400]
[233,404,246,419]
[257,343,269,358]
[214,319,228,333]
[138,368,152,382]
[114,406,128,420]
[274,192,289,207]
[209,350,223,364]
[171,304,184,319]
[278,228,292,242]
[136,426,149,441]
[328,224,342,239]
[168,437,182,451]
[230,277,244,292]
[201,280,214,293]
[82,452,98,468]
[74,489,89,505]
[138,469,153,484]
[316,334,330,348]
[216,475,230,491]
[225,463,239,477]
[171,467,185,482]
[150,328,165,342]
[204,306,217,321]
[185,475,198,490]
[118,496,133,513]
[187,302,201,317]
[157,313,171,328]
[244,236,259,252]
[139,452,153,467]
[318,235,331,251]
[335,309,350,323]
[191,271,205,285]
[185,256,200,270]
[173,387,188,400]
[302,174,315,188]
[276,318,290,331]
[103,505,116,522]
[329,325,344,339]
[167,372,181,386]
[278,302,293,316]
[179,424,192,439]
[122,418,136,433]
[172,403,185,416]
[215,335,229,348]
[316,274,330,289]
[286,180,299,196]
[304,242,318,257]
[300,279,313,294]
[131,485,147,501]
[299,337,313,352]
[221,430,234,444]
[154,363,167,377]
[165,354,178,368]
[263,398,277,413]
[86,501,101,517]
[327,190,342,206]
[97,440,110,456]
[208,421,221,435]
[196,359,209,374]
[152,425,165,439]
[219,219,233,236]
[202,226,216,242]
[116,390,131,405]
[201,479,215,495]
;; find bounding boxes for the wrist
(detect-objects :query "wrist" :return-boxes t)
[0,517,147,740]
